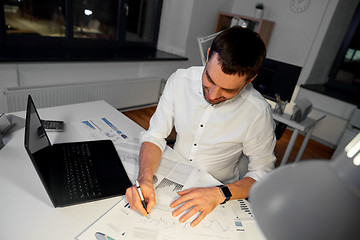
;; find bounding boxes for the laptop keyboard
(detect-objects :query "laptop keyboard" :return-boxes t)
[63,143,103,200]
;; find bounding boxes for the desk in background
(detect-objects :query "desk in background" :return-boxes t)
[267,100,326,166]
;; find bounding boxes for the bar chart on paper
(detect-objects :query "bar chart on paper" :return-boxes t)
[155,178,183,192]
[77,197,261,240]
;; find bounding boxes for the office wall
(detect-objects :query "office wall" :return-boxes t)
[233,0,330,67]
[185,0,234,66]
[157,0,235,66]
[157,0,194,56]
[0,61,189,113]
[0,64,19,113]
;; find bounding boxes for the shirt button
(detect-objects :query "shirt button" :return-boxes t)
[194,143,197,146]
[200,124,203,127]
[189,159,192,162]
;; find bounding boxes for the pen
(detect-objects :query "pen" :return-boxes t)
[95,232,116,240]
[135,180,149,217]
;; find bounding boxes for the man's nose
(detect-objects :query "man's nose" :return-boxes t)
[208,85,221,99]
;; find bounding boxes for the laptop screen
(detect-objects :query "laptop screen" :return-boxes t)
[24,95,52,155]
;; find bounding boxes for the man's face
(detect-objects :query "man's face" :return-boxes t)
[202,53,253,105]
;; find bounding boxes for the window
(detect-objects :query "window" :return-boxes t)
[5,0,67,38]
[72,0,118,40]
[0,0,181,61]
[326,2,360,103]
[302,2,360,106]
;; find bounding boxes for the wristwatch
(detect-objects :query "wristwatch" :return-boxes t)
[217,185,232,204]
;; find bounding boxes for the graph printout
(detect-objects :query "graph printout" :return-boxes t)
[77,197,251,240]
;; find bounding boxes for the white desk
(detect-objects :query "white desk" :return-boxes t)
[0,100,265,240]
[0,101,145,240]
[267,101,325,166]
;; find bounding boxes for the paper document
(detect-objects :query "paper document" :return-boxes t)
[76,167,260,240]
[75,117,140,147]
[77,197,258,240]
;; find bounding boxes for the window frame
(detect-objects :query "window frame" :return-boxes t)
[0,0,167,61]
[326,2,360,94]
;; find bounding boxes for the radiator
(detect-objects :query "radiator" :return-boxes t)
[4,78,162,112]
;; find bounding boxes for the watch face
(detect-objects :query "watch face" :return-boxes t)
[290,0,311,13]
[220,185,232,199]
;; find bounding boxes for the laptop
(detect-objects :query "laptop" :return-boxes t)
[24,95,132,207]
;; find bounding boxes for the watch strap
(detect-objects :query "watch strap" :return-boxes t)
[217,185,232,204]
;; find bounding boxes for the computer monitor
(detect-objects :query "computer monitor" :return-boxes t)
[252,58,302,102]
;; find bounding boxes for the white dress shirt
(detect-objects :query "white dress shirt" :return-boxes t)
[140,66,276,183]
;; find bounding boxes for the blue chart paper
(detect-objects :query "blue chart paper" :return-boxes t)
[80,117,128,141]
[101,118,128,139]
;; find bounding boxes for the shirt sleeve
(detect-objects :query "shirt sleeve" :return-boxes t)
[139,72,177,152]
[242,105,277,181]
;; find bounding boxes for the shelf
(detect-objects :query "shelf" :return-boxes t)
[215,12,275,46]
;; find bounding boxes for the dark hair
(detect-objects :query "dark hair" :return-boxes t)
[208,26,266,81]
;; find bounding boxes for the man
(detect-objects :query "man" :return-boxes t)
[126,26,276,227]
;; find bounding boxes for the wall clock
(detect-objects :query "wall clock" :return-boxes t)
[289,0,311,13]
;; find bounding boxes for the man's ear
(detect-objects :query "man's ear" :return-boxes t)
[246,74,258,85]
[206,48,210,63]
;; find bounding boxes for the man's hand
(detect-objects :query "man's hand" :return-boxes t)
[170,187,224,227]
[126,142,162,216]
[125,179,156,216]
